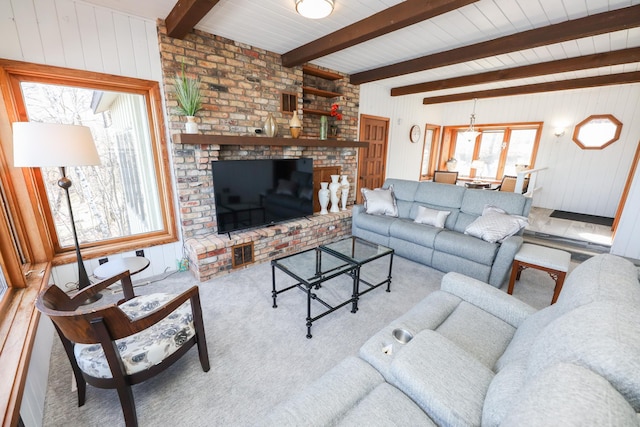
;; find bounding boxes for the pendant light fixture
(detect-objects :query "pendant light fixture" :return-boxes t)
[295,0,335,19]
[462,98,481,142]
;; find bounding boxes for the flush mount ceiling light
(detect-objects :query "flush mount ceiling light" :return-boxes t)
[295,0,334,19]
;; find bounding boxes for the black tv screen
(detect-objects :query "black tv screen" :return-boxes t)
[211,158,314,233]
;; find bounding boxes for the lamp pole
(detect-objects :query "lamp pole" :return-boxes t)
[58,166,101,302]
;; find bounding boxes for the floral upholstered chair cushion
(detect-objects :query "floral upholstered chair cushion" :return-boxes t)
[74,293,195,378]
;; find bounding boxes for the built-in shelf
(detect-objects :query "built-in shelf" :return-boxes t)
[302,65,342,80]
[302,108,332,117]
[302,86,341,98]
[173,134,368,147]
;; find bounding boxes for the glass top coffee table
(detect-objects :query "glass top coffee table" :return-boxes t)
[271,237,394,338]
[321,236,394,304]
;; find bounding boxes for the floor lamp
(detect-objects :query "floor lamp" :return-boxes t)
[13,122,101,301]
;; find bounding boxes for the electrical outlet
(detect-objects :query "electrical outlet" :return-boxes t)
[328,225,336,231]
[98,257,108,265]
[135,250,145,257]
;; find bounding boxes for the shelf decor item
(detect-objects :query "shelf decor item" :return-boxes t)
[329,174,341,213]
[289,111,302,138]
[340,175,350,210]
[263,112,278,137]
[318,182,329,214]
[320,115,328,140]
[175,64,203,134]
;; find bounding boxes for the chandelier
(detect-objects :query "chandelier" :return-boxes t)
[462,98,481,142]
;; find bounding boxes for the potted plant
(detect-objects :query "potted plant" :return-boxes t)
[175,64,202,134]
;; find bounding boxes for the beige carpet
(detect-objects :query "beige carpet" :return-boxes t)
[41,255,575,426]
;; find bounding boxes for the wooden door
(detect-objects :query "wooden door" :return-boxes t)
[357,115,390,203]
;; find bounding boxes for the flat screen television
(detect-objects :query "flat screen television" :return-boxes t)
[211,158,314,234]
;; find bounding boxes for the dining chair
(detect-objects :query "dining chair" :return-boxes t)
[35,270,210,427]
[433,170,458,185]
[496,175,530,193]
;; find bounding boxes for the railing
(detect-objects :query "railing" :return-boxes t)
[517,166,548,196]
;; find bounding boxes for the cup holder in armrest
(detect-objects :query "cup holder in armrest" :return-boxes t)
[392,328,413,344]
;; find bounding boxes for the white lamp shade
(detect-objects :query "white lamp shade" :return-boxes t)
[13,122,100,168]
[471,159,485,170]
[296,0,334,19]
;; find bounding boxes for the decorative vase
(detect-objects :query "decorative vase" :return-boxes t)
[263,112,278,137]
[185,116,198,134]
[446,159,457,172]
[340,175,350,210]
[320,115,328,140]
[329,175,341,213]
[289,111,302,139]
[330,125,338,137]
[318,182,329,215]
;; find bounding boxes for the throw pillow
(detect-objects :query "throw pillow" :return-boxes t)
[361,185,399,217]
[275,179,298,196]
[464,205,528,243]
[414,206,450,228]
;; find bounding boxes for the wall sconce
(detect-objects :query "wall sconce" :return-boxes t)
[553,127,566,137]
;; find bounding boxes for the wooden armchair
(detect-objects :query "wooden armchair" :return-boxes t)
[433,170,458,185]
[496,175,530,193]
[35,270,210,427]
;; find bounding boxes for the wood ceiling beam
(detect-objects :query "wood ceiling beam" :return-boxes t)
[165,0,220,39]
[392,47,640,96]
[282,0,479,68]
[351,5,640,85]
[421,71,640,104]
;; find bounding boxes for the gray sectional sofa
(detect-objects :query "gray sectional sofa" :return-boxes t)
[352,178,532,287]
[259,254,640,426]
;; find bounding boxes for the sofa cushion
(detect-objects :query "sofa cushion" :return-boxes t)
[414,205,450,228]
[257,356,385,427]
[500,363,639,427]
[464,205,528,243]
[389,218,442,248]
[453,189,529,233]
[526,300,640,410]
[353,211,396,236]
[556,253,640,310]
[435,301,516,369]
[337,383,437,426]
[383,179,419,218]
[389,330,494,427]
[361,186,399,216]
[481,360,527,427]
[434,230,499,265]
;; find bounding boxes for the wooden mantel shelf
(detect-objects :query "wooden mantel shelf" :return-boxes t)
[173,134,368,147]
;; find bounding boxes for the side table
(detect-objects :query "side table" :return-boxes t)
[508,244,571,305]
[94,256,150,280]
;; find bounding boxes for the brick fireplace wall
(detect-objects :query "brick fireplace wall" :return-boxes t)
[157,21,361,280]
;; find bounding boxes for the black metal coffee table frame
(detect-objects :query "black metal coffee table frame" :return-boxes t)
[271,237,394,338]
[271,247,358,338]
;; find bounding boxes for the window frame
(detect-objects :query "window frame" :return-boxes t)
[439,121,543,181]
[572,114,622,150]
[0,59,178,265]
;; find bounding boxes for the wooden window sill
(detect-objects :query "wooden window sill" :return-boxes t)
[0,263,51,427]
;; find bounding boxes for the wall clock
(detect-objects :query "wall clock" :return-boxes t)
[409,125,421,143]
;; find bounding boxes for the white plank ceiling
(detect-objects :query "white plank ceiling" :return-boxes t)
[65,0,640,94]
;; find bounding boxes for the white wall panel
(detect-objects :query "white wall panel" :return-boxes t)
[360,83,640,259]
[0,0,160,81]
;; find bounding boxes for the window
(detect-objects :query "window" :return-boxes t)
[572,114,622,150]
[440,122,542,181]
[1,60,177,262]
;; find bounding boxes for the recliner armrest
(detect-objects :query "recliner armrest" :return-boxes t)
[441,272,537,328]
